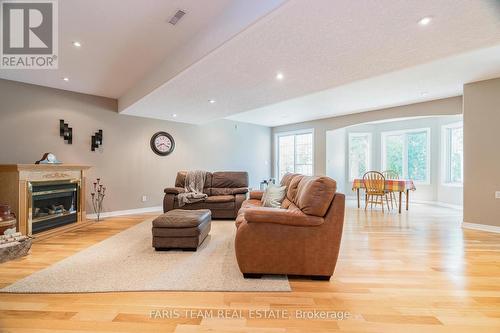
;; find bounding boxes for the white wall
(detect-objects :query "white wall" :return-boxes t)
[327,115,463,205]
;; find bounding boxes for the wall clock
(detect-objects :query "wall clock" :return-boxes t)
[150,131,175,156]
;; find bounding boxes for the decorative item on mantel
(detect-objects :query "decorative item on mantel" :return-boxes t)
[91,178,106,221]
[35,152,62,164]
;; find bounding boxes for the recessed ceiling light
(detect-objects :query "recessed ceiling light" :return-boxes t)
[62,77,69,82]
[276,72,284,80]
[172,113,177,118]
[208,99,216,104]
[418,16,432,26]
[421,92,429,97]
[72,41,81,48]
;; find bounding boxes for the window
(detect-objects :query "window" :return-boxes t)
[381,128,430,183]
[442,122,463,185]
[348,133,371,180]
[277,130,313,180]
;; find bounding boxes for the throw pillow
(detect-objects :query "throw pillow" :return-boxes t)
[261,185,287,208]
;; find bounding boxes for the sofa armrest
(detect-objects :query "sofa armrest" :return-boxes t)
[164,187,186,194]
[244,207,324,227]
[249,190,264,200]
[232,187,249,195]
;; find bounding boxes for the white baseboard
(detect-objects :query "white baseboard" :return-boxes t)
[86,206,162,219]
[462,222,500,233]
[412,200,463,210]
[346,196,462,210]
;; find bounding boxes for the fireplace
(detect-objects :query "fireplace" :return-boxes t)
[0,164,90,237]
[28,180,81,234]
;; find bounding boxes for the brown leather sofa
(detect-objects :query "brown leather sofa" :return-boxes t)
[235,173,345,280]
[164,171,248,219]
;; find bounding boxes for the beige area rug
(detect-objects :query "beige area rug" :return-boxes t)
[1,220,290,293]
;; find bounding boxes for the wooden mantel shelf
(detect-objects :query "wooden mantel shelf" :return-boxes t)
[0,164,91,172]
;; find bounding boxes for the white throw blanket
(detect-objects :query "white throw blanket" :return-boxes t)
[177,170,208,207]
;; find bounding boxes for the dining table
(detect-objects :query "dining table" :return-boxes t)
[352,178,416,213]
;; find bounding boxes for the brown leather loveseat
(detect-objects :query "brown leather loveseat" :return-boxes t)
[235,173,345,280]
[164,171,248,219]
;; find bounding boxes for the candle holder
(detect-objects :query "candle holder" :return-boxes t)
[90,178,106,221]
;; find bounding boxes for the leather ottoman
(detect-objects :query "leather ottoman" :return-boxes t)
[152,209,211,251]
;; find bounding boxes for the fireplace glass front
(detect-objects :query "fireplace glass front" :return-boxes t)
[29,180,79,234]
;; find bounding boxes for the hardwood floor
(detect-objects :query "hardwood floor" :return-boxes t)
[1,202,499,332]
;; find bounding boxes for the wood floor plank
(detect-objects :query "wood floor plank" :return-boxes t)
[0,202,499,332]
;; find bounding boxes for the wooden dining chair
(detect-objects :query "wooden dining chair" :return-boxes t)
[382,170,399,210]
[363,171,390,212]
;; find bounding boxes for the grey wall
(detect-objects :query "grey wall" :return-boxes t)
[463,77,500,227]
[326,115,463,205]
[272,97,463,178]
[0,79,271,213]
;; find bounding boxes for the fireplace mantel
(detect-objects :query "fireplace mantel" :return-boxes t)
[0,164,91,172]
[0,164,91,238]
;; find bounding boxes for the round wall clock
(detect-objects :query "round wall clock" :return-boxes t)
[150,131,175,156]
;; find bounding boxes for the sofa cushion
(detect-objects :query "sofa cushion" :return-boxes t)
[175,171,212,189]
[295,176,336,217]
[153,209,211,228]
[211,172,248,188]
[205,195,235,203]
[281,198,292,209]
[173,199,235,210]
[241,199,262,209]
[244,207,324,227]
[280,173,300,187]
[286,174,304,202]
[210,187,248,196]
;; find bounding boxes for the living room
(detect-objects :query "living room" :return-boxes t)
[0,0,499,332]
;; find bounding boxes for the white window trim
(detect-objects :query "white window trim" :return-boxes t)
[381,127,431,185]
[348,132,372,181]
[441,121,463,187]
[275,129,315,180]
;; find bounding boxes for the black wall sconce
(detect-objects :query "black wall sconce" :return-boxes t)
[59,120,72,144]
[91,129,103,151]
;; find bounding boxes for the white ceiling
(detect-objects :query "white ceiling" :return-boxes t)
[1,0,500,126]
[0,0,285,98]
[121,0,500,125]
[229,44,500,126]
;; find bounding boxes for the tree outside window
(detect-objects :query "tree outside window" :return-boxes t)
[382,129,430,182]
[348,133,371,180]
